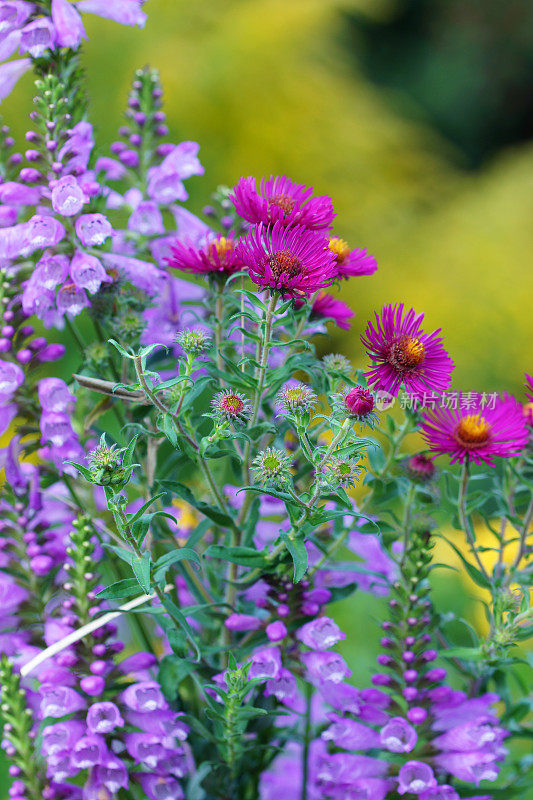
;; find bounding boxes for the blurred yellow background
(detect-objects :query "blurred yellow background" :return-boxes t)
[4,0,532,394]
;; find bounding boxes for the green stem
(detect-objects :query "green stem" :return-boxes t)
[300,682,313,800]
[458,460,491,581]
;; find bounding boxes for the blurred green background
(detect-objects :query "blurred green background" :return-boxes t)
[1,0,532,794]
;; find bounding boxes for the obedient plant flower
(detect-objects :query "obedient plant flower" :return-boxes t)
[237,221,337,297]
[421,393,528,466]
[230,174,335,231]
[362,302,454,397]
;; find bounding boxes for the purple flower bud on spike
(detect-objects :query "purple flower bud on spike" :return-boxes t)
[224,613,261,632]
[266,621,287,642]
[80,675,105,696]
[39,685,86,718]
[407,707,428,724]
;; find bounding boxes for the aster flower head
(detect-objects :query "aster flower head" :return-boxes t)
[230,174,335,231]
[236,222,337,298]
[310,291,355,330]
[167,234,244,278]
[174,328,212,357]
[329,237,378,280]
[252,447,293,487]
[211,389,251,425]
[275,382,317,416]
[362,303,454,398]
[421,393,528,466]
[87,435,129,486]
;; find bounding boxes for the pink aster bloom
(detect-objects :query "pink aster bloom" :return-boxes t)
[236,222,337,298]
[421,393,528,466]
[230,174,335,231]
[329,236,377,279]
[311,291,354,330]
[362,303,454,397]
[168,234,244,277]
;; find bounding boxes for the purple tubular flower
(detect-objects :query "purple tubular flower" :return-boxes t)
[296,617,346,650]
[100,252,165,296]
[146,141,204,203]
[121,681,168,712]
[86,701,125,734]
[266,620,287,642]
[51,176,85,216]
[95,756,129,792]
[42,721,86,756]
[362,303,454,398]
[236,222,337,298]
[124,733,166,768]
[128,201,164,236]
[224,613,262,632]
[398,761,437,795]
[249,647,282,680]
[0,58,31,101]
[0,181,41,206]
[39,685,86,718]
[322,713,381,750]
[0,359,24,401]
[19,17,55,57]
[51,0,87,48]
[301,650,351,685]
[380,716,417,753]
[421,393,528,466]
[38,378,75,412]
[75,213,113,246]
[69,250,110,293]
[135,772,185,800]
[230,175,335,231]
[0,571,29,612]
[72,734,109,768]
[419,787,460,800]
[77,0,147,27]
[32,253,70,289]
[26,214,66,251]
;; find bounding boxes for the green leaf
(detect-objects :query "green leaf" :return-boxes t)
[158,654,194,701]
[128,492,168,525]
[107,338,135,359]
[156,412,179,449]
[160,481,235,528]
[122,434,139,468]
[131,550,151,594]
[104,543,135,566]
[205,545,268,568]
[132,511,177,547]
[64,461,94,483]
[443,646,484,661]
[444,538,492,590]
[280,532,308,583]
[187,519,213,549]
[153,548,202,583]
[96,578,140,600]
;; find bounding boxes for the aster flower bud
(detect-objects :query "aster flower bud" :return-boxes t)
[406,453,436,483]
[174,328,211,357]
[323,455,362,488]
[211,389,252,425]
[252,447,293,487]
[275,382,317,416]
[322,352,353,379]
[86,435,128,487]
[334,385,377,427]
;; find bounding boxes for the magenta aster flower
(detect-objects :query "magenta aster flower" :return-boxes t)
[362,303,454,397]
[236,222,337,298]
[421,394,528,466]
[230,175,335,231]
[167,235,244,277]
[329,237,377,280]
[311,291,354,330]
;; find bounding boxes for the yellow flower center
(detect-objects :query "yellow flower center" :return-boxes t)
[221,394,244,413]
[390,336,426,371]
[211,237,234,264]
[328,237,350,264]
[455,414,492,448]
